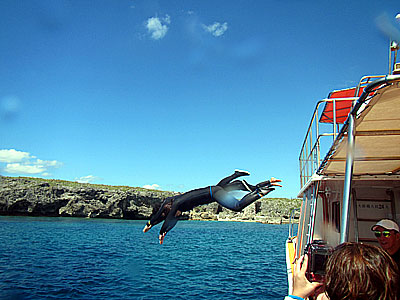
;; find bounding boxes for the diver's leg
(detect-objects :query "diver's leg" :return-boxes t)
[213,186,274,212]
[223,178,278,192]
[159,213,179,244]
[256,180,272,188]
[216,170,250,187]
[223,180,256,192]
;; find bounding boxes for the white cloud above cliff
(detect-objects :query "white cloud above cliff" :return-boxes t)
[143,183,160,190]
[75,175,100,183]
[0,149,31,163]
[0,149,62,176]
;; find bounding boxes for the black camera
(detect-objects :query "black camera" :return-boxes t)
[305,240,333,282]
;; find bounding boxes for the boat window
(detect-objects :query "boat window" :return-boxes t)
[332,201,340,232]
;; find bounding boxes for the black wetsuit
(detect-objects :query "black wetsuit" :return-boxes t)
[148,171,274,237]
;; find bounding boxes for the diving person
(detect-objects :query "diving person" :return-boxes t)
[143,170,282,244]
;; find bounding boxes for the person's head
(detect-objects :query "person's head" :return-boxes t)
[372,219,400,256]
[143,197,174,232]
[324,242,399,300]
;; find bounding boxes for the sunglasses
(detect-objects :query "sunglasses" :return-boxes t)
[374,231,391,238]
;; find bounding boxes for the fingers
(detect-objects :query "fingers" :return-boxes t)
[143,224,151,233]
[159,233,166,245]
[300,254,309,273]
[295,255,305,273]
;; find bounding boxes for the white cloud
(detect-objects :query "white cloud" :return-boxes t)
[146,15,171,40]
[202,22,228,37]
[143,184,160,190]
[5,163,46,174]
[75,175,100,183]
[0,149,31,163]
[34,159,62,168]
[164,14,171,24]
[0,149,62,175]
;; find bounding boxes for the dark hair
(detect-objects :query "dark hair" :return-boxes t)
[325,242,399,300]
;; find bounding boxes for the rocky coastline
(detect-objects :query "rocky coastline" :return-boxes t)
[0,176,301,224]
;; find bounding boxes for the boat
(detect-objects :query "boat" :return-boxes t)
[286,40,400,293]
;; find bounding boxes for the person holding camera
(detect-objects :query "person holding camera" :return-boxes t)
[372,219,400,270]
[285,242,399,300]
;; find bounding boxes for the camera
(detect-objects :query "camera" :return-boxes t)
[305,240,333,282]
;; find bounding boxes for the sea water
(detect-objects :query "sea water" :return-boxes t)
[0,216,289,300]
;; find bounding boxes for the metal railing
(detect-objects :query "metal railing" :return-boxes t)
[288,208,300,239]
[298,75,385,188]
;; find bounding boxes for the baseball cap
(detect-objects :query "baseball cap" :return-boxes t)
[371,219,400,232]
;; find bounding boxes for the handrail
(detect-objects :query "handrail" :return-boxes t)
[298,75,387,189]
[317,75,395,175]
[288,208,300,238]
[299,98,357,186]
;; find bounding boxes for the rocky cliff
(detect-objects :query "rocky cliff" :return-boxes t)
[0,176,301,224]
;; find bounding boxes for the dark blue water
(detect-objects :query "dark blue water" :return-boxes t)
[0,217,288,300]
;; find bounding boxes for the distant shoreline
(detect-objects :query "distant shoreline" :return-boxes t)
[1,176,301,223]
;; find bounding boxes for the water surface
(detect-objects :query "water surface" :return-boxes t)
[0,217,288,299]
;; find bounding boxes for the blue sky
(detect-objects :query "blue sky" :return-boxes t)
[1,0,399,198]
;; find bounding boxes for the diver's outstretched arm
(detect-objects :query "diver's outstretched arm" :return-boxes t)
[158,206,181,244]
[216,169,250,187]
[143,208,162,233]
[143,197,175,233]
[142,206,164,233]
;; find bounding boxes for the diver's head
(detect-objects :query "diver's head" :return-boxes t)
[143,197,174,233]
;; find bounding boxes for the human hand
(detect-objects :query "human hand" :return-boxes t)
[143,224,151,233]
[292,255,323,299]
[159,233,166,245]
[270,177,282,187]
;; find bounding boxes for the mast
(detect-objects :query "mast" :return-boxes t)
[340,114,355,243]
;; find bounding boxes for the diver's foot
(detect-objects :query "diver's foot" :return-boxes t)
[256,180,271,188]
[235,169,250,176]
[257,177,282,188]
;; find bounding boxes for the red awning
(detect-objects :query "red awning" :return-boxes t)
[319,87,365,124]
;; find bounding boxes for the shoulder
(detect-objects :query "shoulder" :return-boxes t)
[393,248,400,261]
